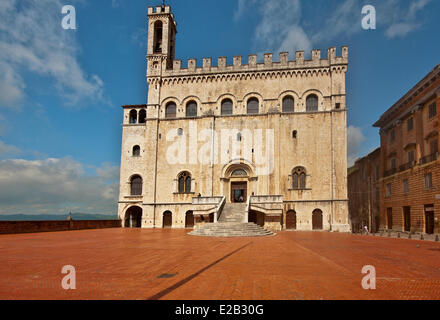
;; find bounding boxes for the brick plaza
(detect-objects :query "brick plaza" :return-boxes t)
[1,229,440,300]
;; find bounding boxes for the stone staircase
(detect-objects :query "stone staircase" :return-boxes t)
[189,203,274,237]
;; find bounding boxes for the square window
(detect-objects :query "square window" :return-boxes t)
[429,102,437,119]
[425,173,433,189]
[403,179,409,193]
[390,158,396,170]
[407,117,414,131]
[390,129,395,143]
[408,150,415,163]
[386,183,391,197]
[430,139,438,156]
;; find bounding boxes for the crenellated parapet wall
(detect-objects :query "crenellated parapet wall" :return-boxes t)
[147,47,348,81]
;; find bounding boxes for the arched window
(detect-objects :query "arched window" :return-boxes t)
[186,101,197,117]
[165,102,176,118]
[154,21,163,53]
[221,99,233,115]
[178,172,192,193]
[231,169,247,176]
[177,128,183,136]
[282,96,294,113]
[132,145,140,157]
[306,94,318,112]
[292,130,297,139]
[247,97,259,114]
[129,110,137,124]
[292,167,307,190]
[130,175,143,196]
[139,109,146,124]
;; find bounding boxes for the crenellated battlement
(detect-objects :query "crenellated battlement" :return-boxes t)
[148,5,171,15]
[150,47,348,78]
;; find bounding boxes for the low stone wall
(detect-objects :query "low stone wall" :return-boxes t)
[0,220,122,235]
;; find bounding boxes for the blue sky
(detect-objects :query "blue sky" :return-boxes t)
[0,0,438,215]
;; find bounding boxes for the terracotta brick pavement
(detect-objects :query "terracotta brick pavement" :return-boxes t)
[0,229,439,300]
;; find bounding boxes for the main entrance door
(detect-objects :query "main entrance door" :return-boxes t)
[231,182,247,203]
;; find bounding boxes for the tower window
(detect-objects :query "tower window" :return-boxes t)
[306,94,318,112]
[154,21,163,53]
[178,128,183,136]
[186,101,198,117]
[165,102,177,118]
[282,96,294,113]
[133,145,141,157]
[221,99,233,115]
[129,110,137,124]
[292,130,297,139]
[139,109,147,124]
[247,98,259,114]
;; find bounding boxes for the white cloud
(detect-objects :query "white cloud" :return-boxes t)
[347,126,366,167]
[0,141,21,158]
[385,0,432,38]
[235,0,433,55]
[112,0,120,8]
[0,157,119,215]
[0,0,105,109]
[252,0,310,55]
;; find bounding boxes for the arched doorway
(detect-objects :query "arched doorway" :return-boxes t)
[286,210,297,230]
[185,211,194,228]
[312,209,323,230]
[163,211,172,228]
[124,206,142,228]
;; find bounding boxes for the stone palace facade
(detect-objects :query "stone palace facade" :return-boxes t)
[117,5,351,233]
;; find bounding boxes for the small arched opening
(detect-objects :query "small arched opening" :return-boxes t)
[163,211,172,228]
[124,206,142,228]
[185,211,194,228]
[312,209,323,230]
[129,110,138,124]
[139,109,147,123]
[286,210,297,230]
[132,145,141,157]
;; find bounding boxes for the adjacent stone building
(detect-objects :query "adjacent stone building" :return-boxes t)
[347,148,380,233]
[117,5,351,233]
[373,64,440,234]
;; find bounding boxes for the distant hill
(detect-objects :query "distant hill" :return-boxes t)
[0,213,119,221]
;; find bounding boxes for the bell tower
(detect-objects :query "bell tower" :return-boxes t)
[147,5,177,76]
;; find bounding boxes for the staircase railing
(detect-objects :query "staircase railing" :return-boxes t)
[245,196,251,223]
[215,196,226,223]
